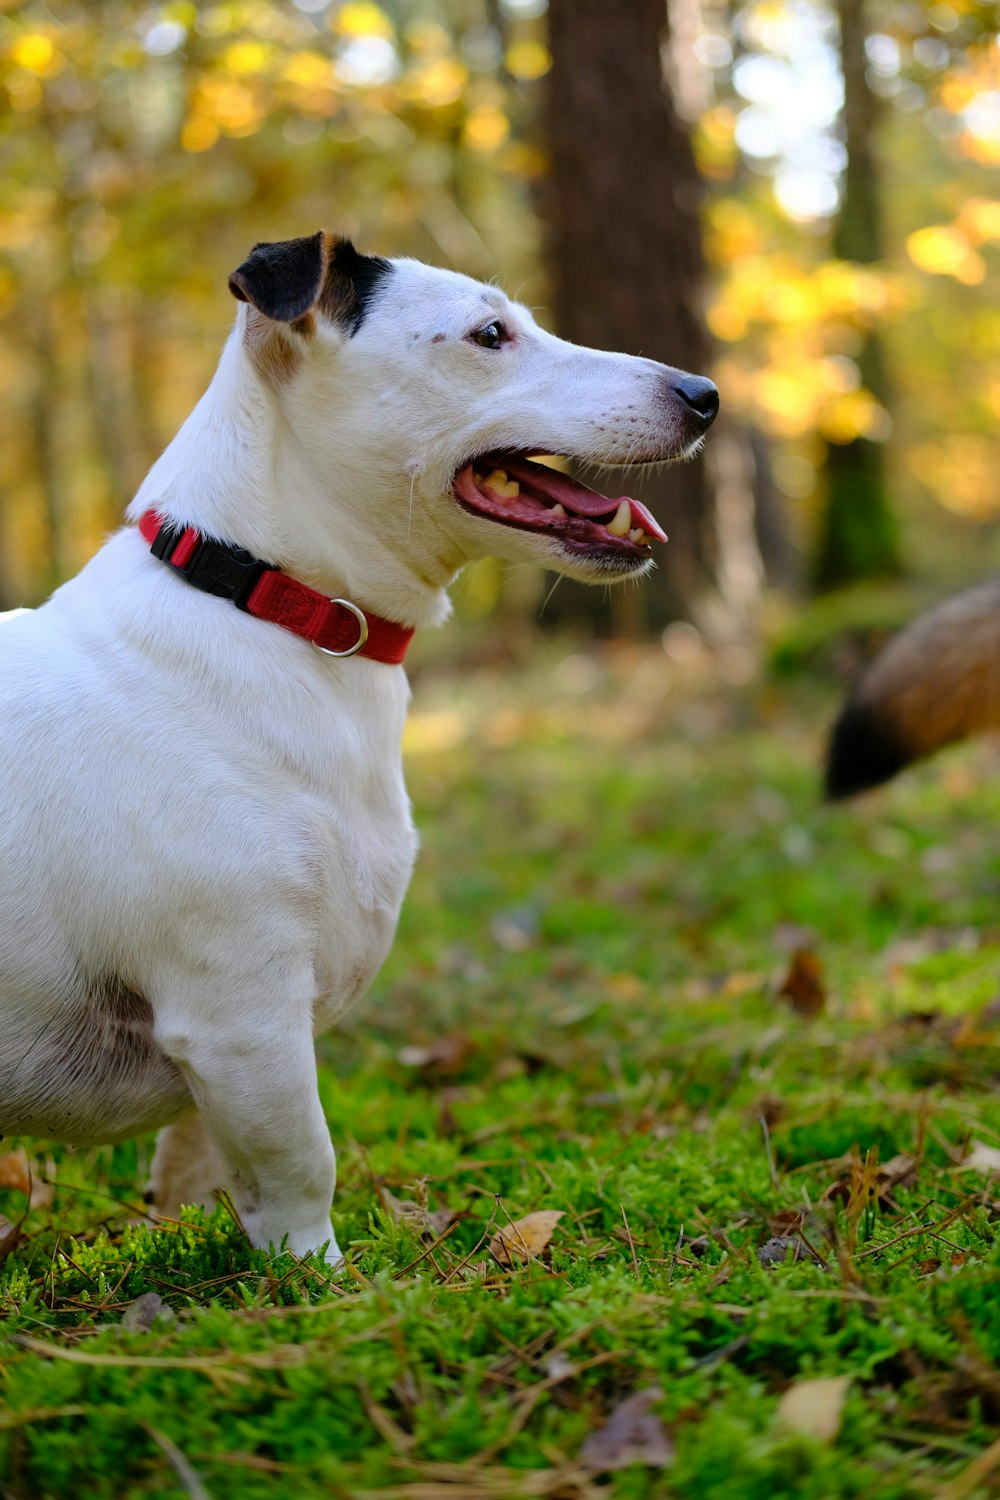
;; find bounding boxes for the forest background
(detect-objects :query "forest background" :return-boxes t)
[6,10,1000,1494]
[2,0,1000,646]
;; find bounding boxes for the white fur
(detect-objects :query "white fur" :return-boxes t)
[0,252,707,1262]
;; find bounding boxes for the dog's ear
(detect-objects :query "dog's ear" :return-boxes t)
[228,233,392,333]
[228,233,326,324]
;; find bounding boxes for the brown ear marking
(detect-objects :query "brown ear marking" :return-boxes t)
[228,231,393,332]
[244,308,304,386]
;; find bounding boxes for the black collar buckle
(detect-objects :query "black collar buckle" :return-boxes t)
[151,521,272,611]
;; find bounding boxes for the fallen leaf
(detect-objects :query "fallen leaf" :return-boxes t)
[777,949,826,1017]
[767,1206,834,1251]
[396,1033,473,1078]
[0,1148,53,1207]
[489,1210,564,1267]
[878,1153,920,1194]
[378,1186,457,1240]
[961,1140,1000,1174]
[776,1375,850,1442]
[821,1149,919,1209]
[579,1386,674,1472]
[0,1150,31,1195]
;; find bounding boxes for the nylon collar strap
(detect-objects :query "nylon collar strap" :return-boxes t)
[137,510,414,665]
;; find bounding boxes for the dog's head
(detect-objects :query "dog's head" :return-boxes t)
[228,232,718,590]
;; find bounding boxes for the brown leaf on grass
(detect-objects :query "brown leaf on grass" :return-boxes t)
[776,1375,850,1442]
[579,1386,674,1472]
[821,1150,919,1207]
[777,949,826,1017]
[878,1153,920,1194]
[0,1150,31,1195]
[767,1207,834,1258]
[378,1186,458,1240]
[489,1210,564,1267]
[0,1148,53,1208]
[396,1033,474,1078]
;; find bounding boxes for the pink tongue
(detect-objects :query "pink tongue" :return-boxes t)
[500,456,667,542]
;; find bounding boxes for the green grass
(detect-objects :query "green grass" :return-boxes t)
[3,637,1000,1498]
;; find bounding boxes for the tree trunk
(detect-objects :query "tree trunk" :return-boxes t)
[542,0,716,630]
[814,0,902,590]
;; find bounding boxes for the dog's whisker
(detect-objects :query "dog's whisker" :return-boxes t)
[538,572,564,620]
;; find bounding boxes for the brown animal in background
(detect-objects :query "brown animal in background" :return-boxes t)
[826,579,1000,797]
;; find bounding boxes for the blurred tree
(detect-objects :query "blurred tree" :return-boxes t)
[2,0,1000,622]
[542,0,718,630]
[814,0,902,590]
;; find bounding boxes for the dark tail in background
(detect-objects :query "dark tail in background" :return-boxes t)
[825,579,1000,799]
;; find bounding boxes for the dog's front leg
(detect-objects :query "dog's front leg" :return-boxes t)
[154,970,341,1264]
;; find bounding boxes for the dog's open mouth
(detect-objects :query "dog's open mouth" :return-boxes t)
[452,454,667,554]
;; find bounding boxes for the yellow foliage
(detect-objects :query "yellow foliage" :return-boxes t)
[404,20,451,56]
[958,198,1000,243]
[222,41,270,76]
[11,32,59,76]
[908,436,1000,518]
[6,73,42,111]
[755,365,828,438]
[463,106,509,153]
[939,74,980,113]
[497,140,548,179]
[194,75,263,137]
[814,261,893,316]
[936,46,1000,164]
[283,51,333,90]
[706,303,746,342]
[961,130,1000,166]
[907,225,985,284]
[694,105,738,181]
[180,114,220,153]
[334,3,394,41]
[401,58,466,109]
[504,40,551,82]
[819,390,890,444]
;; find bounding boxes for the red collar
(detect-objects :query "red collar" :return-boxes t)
[137,510,414,665]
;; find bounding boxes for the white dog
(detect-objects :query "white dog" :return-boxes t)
[0,233,718,1262]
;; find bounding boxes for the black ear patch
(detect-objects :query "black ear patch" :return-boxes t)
[319,238,393,335]
[228,232,392,332]
[228,233,326,323]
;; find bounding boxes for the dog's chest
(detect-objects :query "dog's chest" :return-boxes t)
[309,785,418,1029]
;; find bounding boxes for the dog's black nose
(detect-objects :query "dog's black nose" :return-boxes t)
[674,375,720,425]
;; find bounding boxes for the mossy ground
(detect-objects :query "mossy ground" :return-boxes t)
[3,632,1000,1498]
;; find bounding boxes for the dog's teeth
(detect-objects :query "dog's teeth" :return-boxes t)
[484,468,520,500]
[607,500,632,537]
[629,527,647,545]
[550,503,566,518]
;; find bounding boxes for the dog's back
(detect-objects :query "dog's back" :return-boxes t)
[826,579,1000,797]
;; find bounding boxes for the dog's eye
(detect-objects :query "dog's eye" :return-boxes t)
[470,320,506,350]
